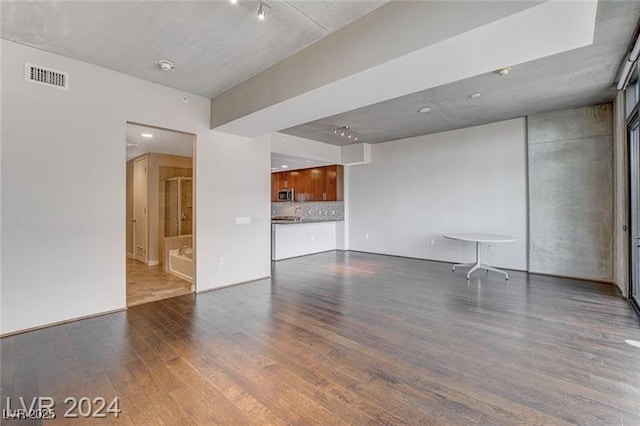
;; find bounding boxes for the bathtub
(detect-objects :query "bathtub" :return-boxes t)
[168,248,193,282]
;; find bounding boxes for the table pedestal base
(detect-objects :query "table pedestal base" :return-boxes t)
[451,241,509,280]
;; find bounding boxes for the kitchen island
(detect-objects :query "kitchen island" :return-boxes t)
[271,219,344,261]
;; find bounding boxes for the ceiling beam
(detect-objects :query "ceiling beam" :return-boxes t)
[211,0,597,138]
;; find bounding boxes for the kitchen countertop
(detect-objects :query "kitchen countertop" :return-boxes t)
[271,218,344,224]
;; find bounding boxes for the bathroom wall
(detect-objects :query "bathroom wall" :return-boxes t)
[158,160,193,263]
[125,153,193,264]
[148,153,192,265]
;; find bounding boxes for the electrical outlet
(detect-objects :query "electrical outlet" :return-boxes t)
[218,257,224,266]
[365,233,370,240]
[310,235,315,241]
[487,244,493,250]
[430,239,435,246]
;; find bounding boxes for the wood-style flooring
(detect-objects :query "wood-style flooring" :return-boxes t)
[2,251,640,424]
[126,258,192,307]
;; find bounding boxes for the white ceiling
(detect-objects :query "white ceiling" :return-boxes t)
[126,123,193,161]
[0,0,388,98]
[282,1,640,145]
[271,152,329,171]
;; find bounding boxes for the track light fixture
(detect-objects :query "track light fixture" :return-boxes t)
[257,2,268,20]
[332,126,359,141]
[228,1,272,22]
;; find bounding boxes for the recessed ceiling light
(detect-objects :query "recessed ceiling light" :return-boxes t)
[158,60,174,71]
[126,142,139,148]
[495,67,511,76]
[304,160,311,163]
[418,107,432,114]
[271,167,276,170]
[281,165,288,169]
[141,133,154,138]
[229,0,238,3]
[469,93,482,99]
[626,339,640,348]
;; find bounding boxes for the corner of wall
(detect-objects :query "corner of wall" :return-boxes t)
[613,92,629,297]
[341,143,372,166]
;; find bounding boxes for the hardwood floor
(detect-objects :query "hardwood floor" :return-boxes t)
[126,258,192,307]
[2,251,640,424]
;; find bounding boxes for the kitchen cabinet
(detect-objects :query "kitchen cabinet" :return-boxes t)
[272,221,344,260]
[308,167,325,201]
[271,165,343,202]
[323,165,343,201]
[271,170,298,201]
[271,172,281,201]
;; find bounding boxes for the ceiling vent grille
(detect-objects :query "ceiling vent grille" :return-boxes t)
[25,63,69,90]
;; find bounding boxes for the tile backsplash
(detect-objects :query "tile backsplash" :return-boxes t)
[272,201,344,221]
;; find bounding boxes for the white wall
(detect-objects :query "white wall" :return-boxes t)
[341,143,371,166]
[196,133,271,288]
[1,40,270,335]
[271,133,341,164]
[347,119,528,270]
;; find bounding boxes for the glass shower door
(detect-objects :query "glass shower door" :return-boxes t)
[165,179,179,237]
[180,178,193,235]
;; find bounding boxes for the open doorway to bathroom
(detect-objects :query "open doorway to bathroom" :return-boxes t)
[125,122,196,306]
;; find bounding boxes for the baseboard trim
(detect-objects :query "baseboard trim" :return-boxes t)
[197,276,271,294]
[348,250,614,284]
[0,307,127,338]
[526,270,614,285]
[346,249,530,272]
[272,249,339,262]
[147,260,160,266]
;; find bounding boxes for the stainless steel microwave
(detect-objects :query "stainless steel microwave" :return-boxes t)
[277,188,294,201]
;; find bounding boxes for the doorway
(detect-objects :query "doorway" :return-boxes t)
[133,156,148,263]
[125,122,196,306]
[629,114,640,314]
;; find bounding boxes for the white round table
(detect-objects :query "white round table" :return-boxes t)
[443,233,516,280]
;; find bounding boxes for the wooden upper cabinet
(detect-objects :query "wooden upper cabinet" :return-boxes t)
[271,165,343,202]
[324,165,343,201]
[271,172,281,201]
[287,170,300,194]
[308,167,325,201]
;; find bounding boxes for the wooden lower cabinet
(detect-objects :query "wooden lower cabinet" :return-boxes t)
[271,165,343,202]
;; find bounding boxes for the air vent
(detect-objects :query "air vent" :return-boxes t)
[25,63,69,90]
